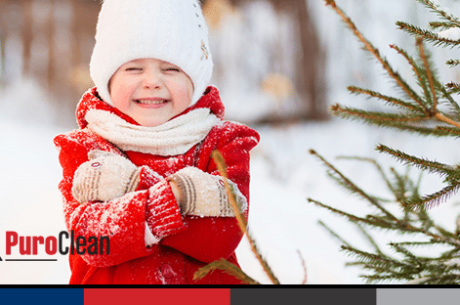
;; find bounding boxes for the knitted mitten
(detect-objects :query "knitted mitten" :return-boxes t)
[168,167,247,217]
[72,150,142,203]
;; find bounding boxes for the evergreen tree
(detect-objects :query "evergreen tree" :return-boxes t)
[309,0,460,284]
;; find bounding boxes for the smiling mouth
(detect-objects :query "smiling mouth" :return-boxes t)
[134,99,170,105]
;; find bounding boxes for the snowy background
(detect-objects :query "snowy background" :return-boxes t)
[1,0,460,284]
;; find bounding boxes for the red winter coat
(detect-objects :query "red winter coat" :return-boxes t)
[54,86,259,284]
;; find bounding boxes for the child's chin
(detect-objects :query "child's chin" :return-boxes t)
[136,117,168,127]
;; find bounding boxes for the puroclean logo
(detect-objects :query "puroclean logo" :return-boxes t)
[1,231,110,262]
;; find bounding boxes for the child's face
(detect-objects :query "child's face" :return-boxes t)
[109,58,194,127]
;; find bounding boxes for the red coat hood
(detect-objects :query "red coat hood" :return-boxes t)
[76,86,226,129]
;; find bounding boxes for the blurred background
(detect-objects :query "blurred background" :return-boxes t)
[1,0,460,284]
[0,0,328,127]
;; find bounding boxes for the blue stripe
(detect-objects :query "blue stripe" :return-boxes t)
[0,289,84,305]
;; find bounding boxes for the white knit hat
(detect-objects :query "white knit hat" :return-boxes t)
[90,0,213,106]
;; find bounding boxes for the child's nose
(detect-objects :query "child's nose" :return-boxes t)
[142,72,163,89]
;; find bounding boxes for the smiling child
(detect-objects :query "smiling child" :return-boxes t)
[53,0,259,284]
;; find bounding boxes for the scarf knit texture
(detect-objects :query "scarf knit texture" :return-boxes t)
[85,108,220,156]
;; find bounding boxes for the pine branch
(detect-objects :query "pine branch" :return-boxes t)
[361,274,414,283]
[446,82,460,94]
[194,258,259,284]
[320,0,460,284]
[389,44,432,109]
[341,245,412,269]
[336,156,396,199]
[437,84,460,120]
[426,260,460,273]
[324,0,426,108]
[446,59,460,67]
[408,183,460,210]
[394,240,450,247]
[433,223,457,239]
[376,144,455,177]
[325,169,389,203]
[416,37,438,113]
[416,0,460,27]
[397,21,460,48]
[331,104,428,123]
[434,112,460,128]
[389,167,409,204]
[309,150,398,220]
[429,21,459,30]
[415,203,435,231]
[356,223,386,257]
[347,85,424,112]
[389,243,423,267]
[312,198,434,238]
[376,122,454,137]
[318,220,352,247]
[440,250,460,260]
[435,125,460,136]
[446,87,460,94]
[308,198,377,226]
[365,214,460,246]
[417,38,439,112]
[364,215,419,234]
[418,274,460,285]
[354,263,412,282]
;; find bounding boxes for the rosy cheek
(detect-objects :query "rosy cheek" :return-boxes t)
[111,83,132,109]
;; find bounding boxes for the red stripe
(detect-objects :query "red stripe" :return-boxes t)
[84,289,230,305]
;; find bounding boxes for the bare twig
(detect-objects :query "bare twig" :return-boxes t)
[212,150,280,284]
[297,250,308,284]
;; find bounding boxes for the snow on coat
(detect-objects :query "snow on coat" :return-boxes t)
[54,86,260,284]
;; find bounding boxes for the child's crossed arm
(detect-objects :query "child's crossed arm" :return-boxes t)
[71,150,247,218]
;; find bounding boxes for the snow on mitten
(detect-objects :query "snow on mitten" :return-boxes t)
[168,167,248,217]
[72,150,142,203]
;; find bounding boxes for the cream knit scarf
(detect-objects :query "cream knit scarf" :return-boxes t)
[85,108,220,156]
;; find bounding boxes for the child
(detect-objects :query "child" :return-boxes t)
[54,0,259,284]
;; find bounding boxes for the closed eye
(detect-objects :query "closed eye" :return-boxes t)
[165,68,180,72]
[125,67,142,71]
